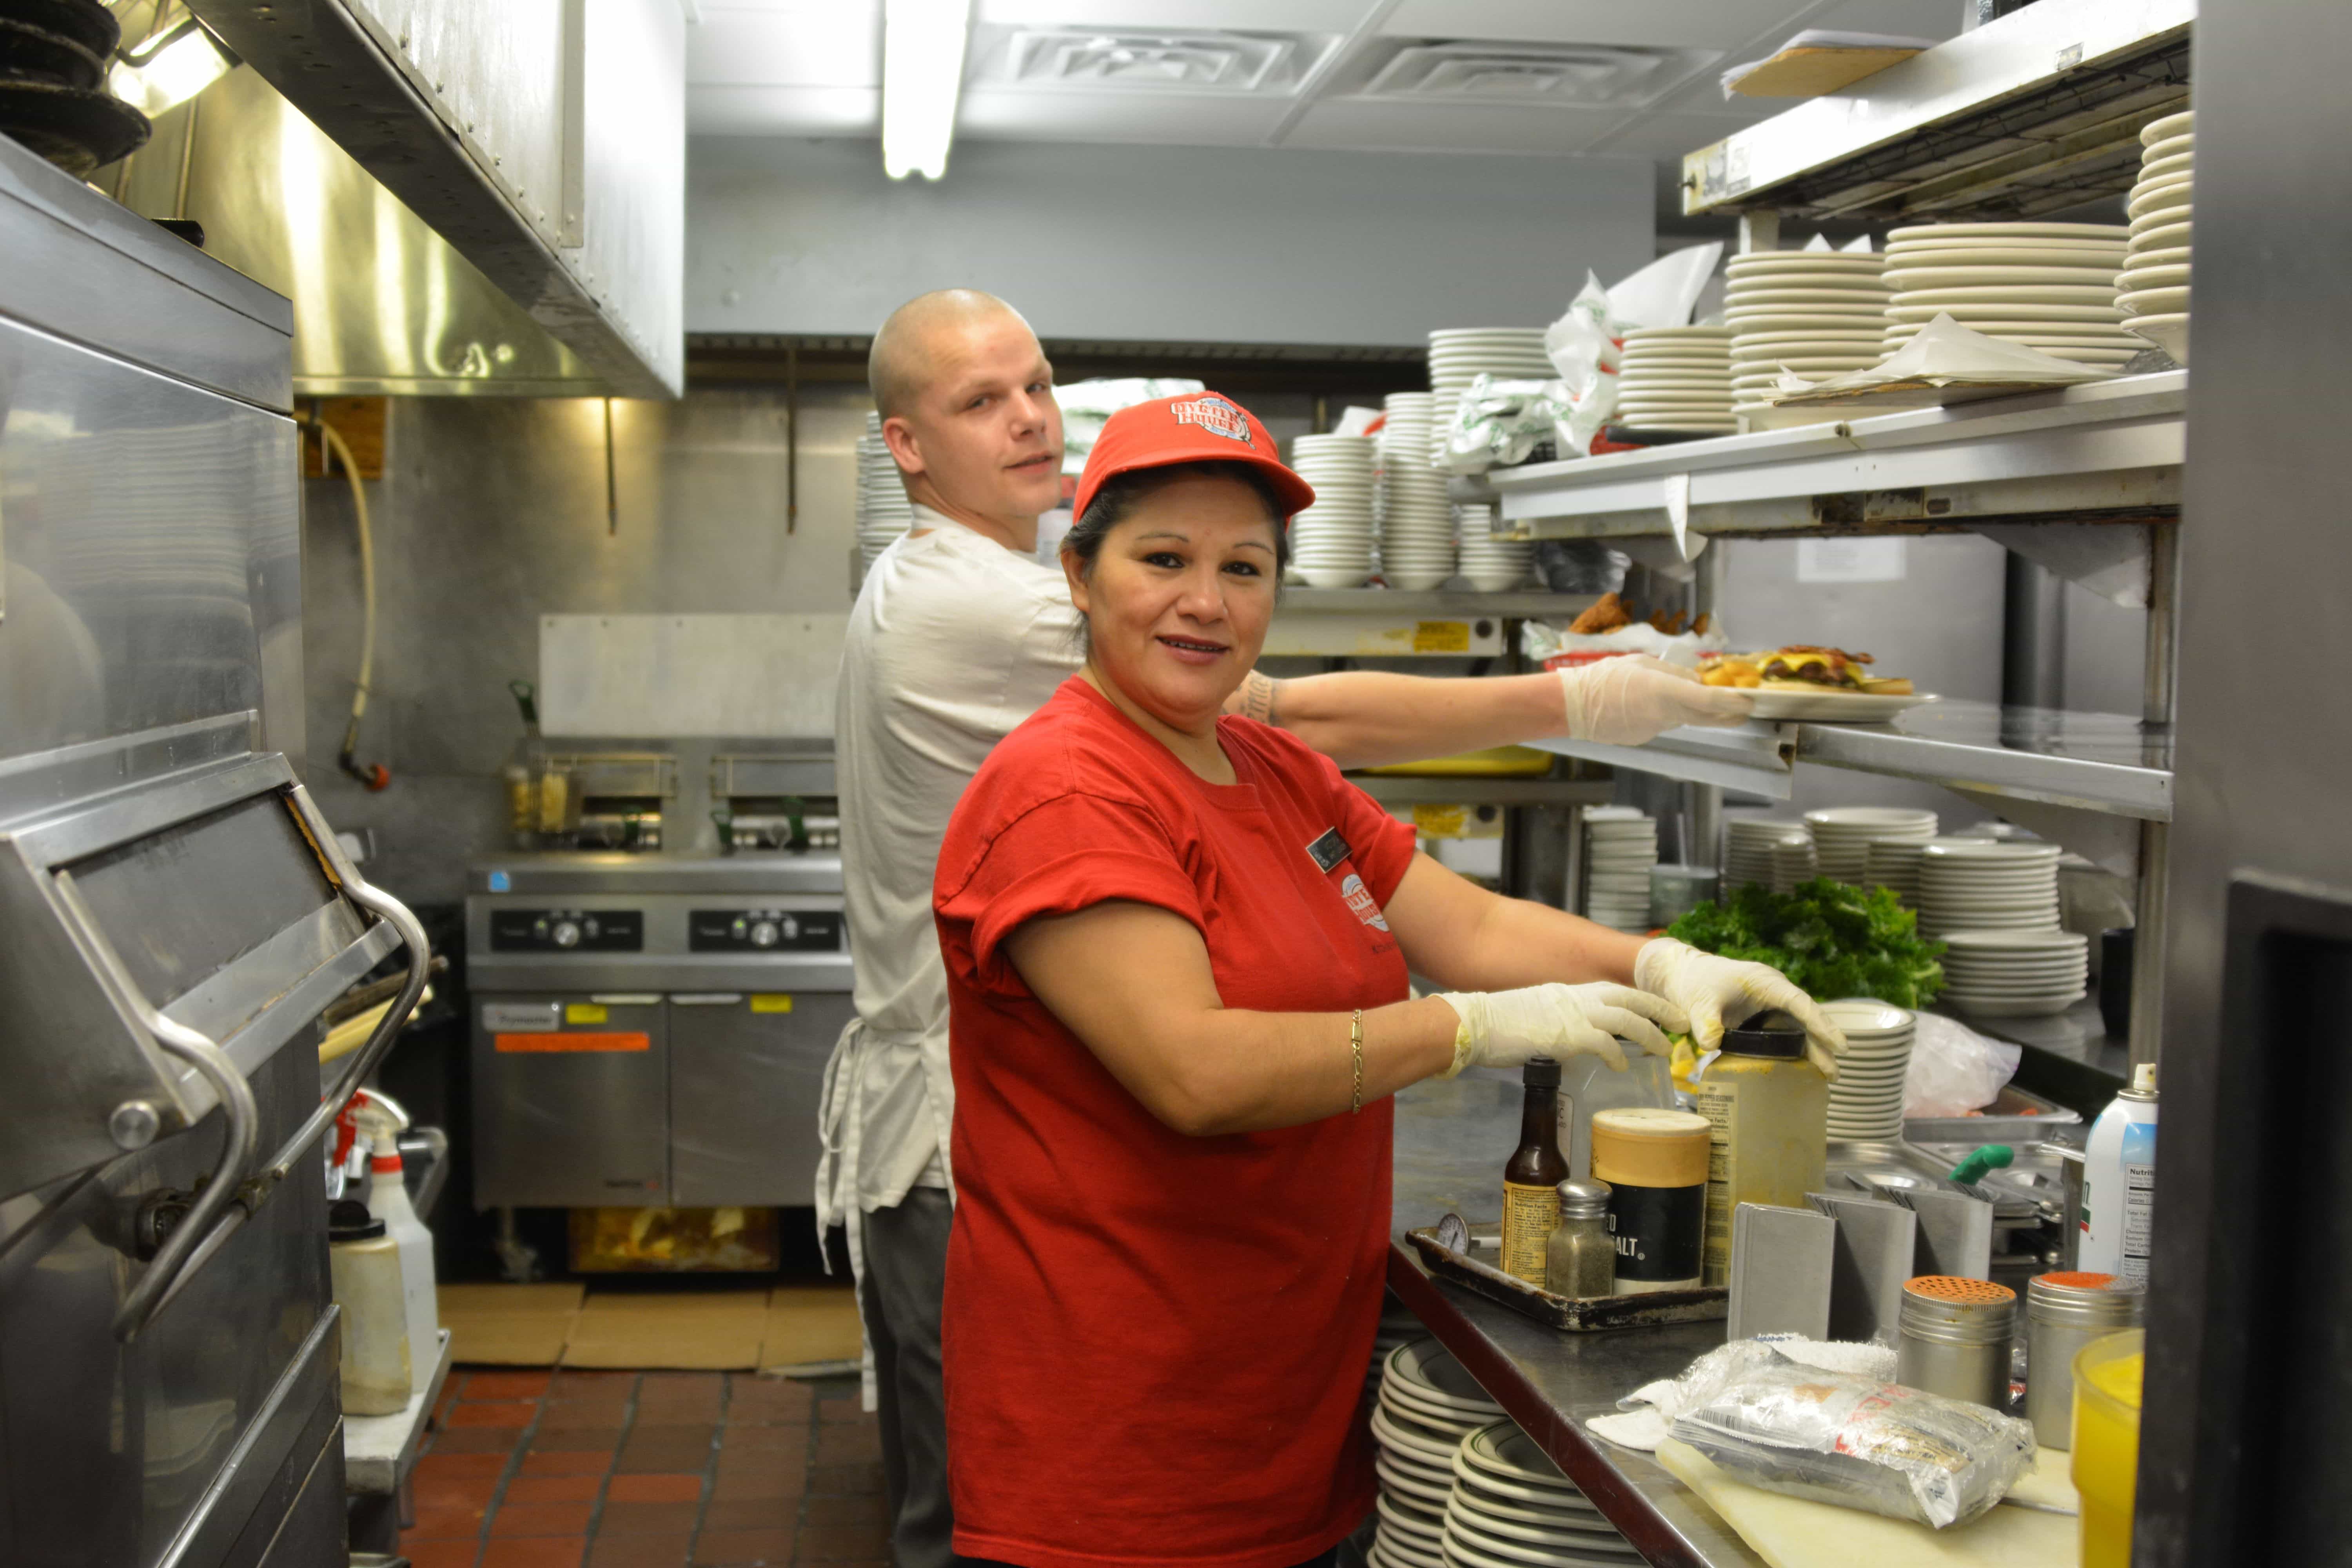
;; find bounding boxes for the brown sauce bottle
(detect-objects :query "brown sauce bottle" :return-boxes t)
[1499,1057,1568,1284]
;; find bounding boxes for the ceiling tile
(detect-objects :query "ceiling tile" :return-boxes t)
[688,4,879,86]
[688,84,879,135]
[957,89,1293,143]
[1278,98,1626,155]
[1380,0,1812,50]
[972,0,1376,29]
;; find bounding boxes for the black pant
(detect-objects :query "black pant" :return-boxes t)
[859,1187,956,1568]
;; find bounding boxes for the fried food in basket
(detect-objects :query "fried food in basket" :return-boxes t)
[1701,645,1913,694]
[1569,592,1632,635]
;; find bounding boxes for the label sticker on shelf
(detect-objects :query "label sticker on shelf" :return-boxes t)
[1412,621,1472,654]
[495,1031,650,1053]
[565,1003,609,1025]
[751,994,795,1014]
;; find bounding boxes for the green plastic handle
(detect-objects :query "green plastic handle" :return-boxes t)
[509,679,539,726]
[1949,1145,2015,1186]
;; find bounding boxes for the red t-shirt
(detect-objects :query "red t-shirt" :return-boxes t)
[932,678,1419,1568]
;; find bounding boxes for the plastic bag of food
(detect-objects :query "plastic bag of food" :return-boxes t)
[1541,271,1624,460]
[1667,1341,2035,1526]
[1904,1011,2023,1118]
[1441,373,1577,473]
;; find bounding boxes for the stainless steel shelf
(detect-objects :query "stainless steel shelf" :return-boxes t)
[1683,0,2191,223]
[1472,373,2183,541]
[1528,700,2172,820]
[1274,588,1596,618]
[1347,775,1613,808]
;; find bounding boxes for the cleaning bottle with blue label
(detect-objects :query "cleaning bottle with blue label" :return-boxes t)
[2080,1063,2158,1283]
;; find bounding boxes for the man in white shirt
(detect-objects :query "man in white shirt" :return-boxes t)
[820,289,1751,1566]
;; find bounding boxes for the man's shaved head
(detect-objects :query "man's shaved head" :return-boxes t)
[868,289,1033,419]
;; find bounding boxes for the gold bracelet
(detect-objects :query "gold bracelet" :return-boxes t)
[1350,1009,1365,1114]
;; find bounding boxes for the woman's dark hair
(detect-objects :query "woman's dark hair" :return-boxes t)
[1063,459,1293,582]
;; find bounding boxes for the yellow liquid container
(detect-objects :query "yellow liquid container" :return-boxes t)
[2072,1328,2145,1568]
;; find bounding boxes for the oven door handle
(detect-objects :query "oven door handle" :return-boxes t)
[670,993,744,1005]
[109,1020,258,1341]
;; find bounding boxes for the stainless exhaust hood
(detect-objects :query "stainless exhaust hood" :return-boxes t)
[160,0,685,399]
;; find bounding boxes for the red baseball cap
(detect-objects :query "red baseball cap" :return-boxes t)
[1073,391,1318,524]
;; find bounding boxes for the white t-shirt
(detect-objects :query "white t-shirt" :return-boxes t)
[822,505,1083,1215]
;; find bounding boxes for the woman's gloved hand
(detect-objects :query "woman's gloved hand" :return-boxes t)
[1436,983,1688,1077]
[1557,654,1753,746]
[1634,936,1847,1078]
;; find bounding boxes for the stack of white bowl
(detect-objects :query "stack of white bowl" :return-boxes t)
[1769,832,1820,894]
[1427,328,1555,465]
[1440,1421,1642,1566]
[1819,999,1916,1141]
[2119,108,2193,365]
[1804,807,1940,885]
[1881,222,2136,368]
[1866,838,1932,908]
[1938,929,2091,1018]
[1287,434,1377,588]
[1582,808,1659,932]
[1454,503,1533,592]
[1725,818,1805,889]
[1615,327,1735,433]
[1370,1339,1504,1568]
[1378,393,1455,590]
[1917,838,2063,937]
[855,414,914,566]
[1725,250,1891,415]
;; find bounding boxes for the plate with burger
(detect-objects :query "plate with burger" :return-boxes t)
[1699,645,1936,721]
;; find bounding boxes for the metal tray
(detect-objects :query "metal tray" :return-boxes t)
[1406,1223,1729,1332]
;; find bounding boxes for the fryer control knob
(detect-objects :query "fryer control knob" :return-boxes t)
[749,920,780,949]
[551,920,582,949]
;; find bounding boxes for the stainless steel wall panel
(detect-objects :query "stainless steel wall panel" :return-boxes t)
[670,993,847,1208]
[470,993,671,1208]
[0,137,290,410]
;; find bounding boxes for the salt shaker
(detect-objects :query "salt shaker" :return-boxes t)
[1544,1177,1616,1298]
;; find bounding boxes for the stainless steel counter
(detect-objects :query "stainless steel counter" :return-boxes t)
[1387,1074,1762,1568]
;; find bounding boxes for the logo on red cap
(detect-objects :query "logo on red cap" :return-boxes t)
[1170,394,1256,447]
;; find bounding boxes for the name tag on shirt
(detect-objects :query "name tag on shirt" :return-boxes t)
[1305,828,1351,874]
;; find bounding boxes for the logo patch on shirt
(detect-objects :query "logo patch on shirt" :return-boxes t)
[1339,873,1391,933]
[1305,827,1350,874]
[1171,394,1256,447]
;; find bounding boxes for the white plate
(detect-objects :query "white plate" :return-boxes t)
[1880,243,2126,268]
[1891,284,2121,306]
[2141,115,2194,148]
[2126,226,2193,262]
[1721,315,1891,335]
[1945,995,2085,1018]
[2129,204,2191,237]
[1888,303,2123,323]
[1923,838,2060,862]
[1724,253,1887,271]
[1883,264,2125,290]
[1728,356,1880,371]
[1742,689,1938,721]
[1728,330,1887,345]
[1444,1508,1642,1565]
[1886,221,2127,243]
[2121,246,2192,274]
[1441,1527,1637,1568]
[1448,1494,1631,1545]
[2125,312,2188,362]
[1388,1339,1507,1412]
[2127,177,2193,220]
[2138,149,2194,184]
[2117,285,2190,317]
[1724,288,1893,308]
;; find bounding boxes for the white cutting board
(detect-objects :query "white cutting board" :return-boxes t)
[1654,1438,2077,1568]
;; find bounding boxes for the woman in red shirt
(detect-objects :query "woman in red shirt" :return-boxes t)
[932,393,1839,1568]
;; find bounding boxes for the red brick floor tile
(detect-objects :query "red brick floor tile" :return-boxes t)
[433,1426,528,1454]
[449,1401,540,1429]
[419,1451,512,1483]
[585,1534,692,1568]
[615,1443,713,1475]
[708,1463,802,1504]
[813,1424,880,1463]
[541,1401,632,1430]
[414,1471,501,1512]
[552,1368,636,1393]
[720,1377,812,1424]
[627,1422,714,1448]
[532,1427,624,1455]
[521,1448,615,1478]
[405,1504,490,1541]
[709,1423,805,1454]
[804,1463,884,1497]
[606,1472,703,1504]
[796,1523,892,1561]
[466,1370,555,1399]
[505,1474,603,1505]
[398,1540,483,1568]
[688,1528,794,1566]
[479,1539,587,1568]
[594,1501,701,1536]
[813,1396,866,1424]
[800,1494,886,1527]
[491,1501,594,1538]
[697,1498,795,1532]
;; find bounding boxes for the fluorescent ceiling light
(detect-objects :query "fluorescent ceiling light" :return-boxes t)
[882,0,973,180]
[109,18,238,120]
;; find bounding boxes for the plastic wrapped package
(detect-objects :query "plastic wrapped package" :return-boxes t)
[1904,1011,2024,1118]
[1440,373,1579,473]
[1666,1341,2036,1527]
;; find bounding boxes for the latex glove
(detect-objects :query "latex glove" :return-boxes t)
[1633,936,1847,1079]
[1557,655,1753,746]
[1436,983,1688,1077]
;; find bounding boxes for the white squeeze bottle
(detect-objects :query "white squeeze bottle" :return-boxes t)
[2079,1063,2158,1283]
[367,1133,441,1396]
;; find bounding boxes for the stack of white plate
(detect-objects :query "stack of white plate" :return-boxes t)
[1379,393,1455,590]
[1455,503,1533,592]
[1866,838,1931,908]
[1288,434,1376,588]
[1725,818,1805,889]
[2120,109,2193,365]
[855,415,914,565]
[1371,1340,1504,1568]
[1916,838,2063,937]
[1938,929,2091,1018]
[1725,251,1889,415]
[1820,999,1916,1141]
[1582,808,1658,933]
[1368,1295,1424,1402]
[1428,328,1555,465]
[1880,222,2136,367]
[1439,1421,1642,1567]
[1804,807,1940,884]
[1615,327,1734,433]
[1769,832,1820,895]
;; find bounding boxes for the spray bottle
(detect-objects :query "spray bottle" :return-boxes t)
[2079,1063,2158,1283]
[352,1093,440,1396]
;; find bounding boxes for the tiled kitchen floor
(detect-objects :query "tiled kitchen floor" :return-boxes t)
[401,1368,889,1567]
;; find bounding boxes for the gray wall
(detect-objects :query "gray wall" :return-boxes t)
[686,138,1655,344]
[301,388,868,905]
